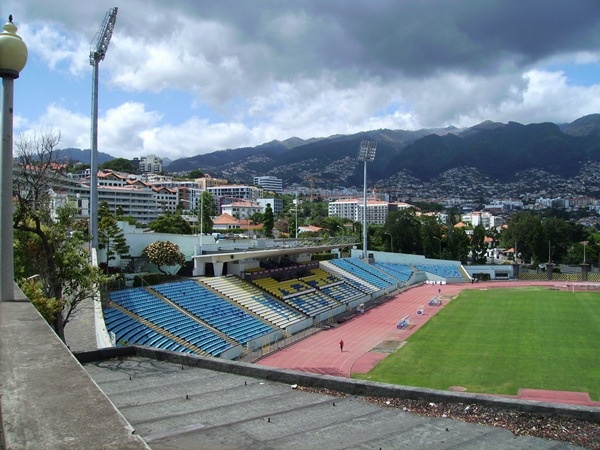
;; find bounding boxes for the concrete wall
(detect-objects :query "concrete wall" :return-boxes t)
[245,329,284,351]
[465,264,515,280]
[285,317,314,335]
[76,346,600,424]
[101,222,263,269]
[94,297,113,349]
[0,287,148,449]
[219,343,242,360]
[314,304,347,323]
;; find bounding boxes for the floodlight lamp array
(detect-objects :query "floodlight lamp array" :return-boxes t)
[357,140,377,162]
[89,7,118,65]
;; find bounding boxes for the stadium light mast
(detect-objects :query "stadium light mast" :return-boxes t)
[357,140,376,260]
[89,7,117,250]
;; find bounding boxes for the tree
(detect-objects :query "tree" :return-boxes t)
[188,169,204,179]
[149,211,193,234]
[198,191,215,234]
[67,162,90,174]
[319,216,345,236]
[263,203,274,237]
[100,157,136,173]
[142,241,186,275]
[13,131,108,341]
[98,201,130,270]
[287,216,297,237]
[448,226,470,264]
[386,208,422,254]
[500,211,543,264]
[308,200,328,222]
[470,224,488,264]
[536,217,584,264]
[419,214,444,258]
[249,212,264,225]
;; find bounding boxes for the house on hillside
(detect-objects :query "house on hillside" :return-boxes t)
[212,213,242,231]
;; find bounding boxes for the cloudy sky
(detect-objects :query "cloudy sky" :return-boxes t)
[4,0,600,160]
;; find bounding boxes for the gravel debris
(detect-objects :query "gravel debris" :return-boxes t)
[295,386,600,449]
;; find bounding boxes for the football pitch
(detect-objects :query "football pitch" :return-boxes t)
[353,287,600,400]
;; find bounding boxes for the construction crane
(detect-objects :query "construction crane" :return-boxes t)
[304,176,321,202]
[89,7,117,250]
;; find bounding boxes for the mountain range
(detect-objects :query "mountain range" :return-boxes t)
[166,114,600,194]
[60,114,600,198]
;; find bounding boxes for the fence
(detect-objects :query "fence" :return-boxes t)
[518,272,600,283]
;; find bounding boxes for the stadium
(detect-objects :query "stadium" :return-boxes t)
[73,240,600,448]
[100,239,471,360]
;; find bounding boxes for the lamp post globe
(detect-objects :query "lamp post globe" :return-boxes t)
[0,17,28,78]
[0,15,27,301]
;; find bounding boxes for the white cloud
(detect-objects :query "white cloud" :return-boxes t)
[6,0,600,162]
[19,23,89,76]
[33,104,90,148]
[497,69,600,124]
[107,16,252,109]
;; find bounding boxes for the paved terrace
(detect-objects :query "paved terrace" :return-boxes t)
[80,348,591,449]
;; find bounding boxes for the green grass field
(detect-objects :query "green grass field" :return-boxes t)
[353,287,600,399]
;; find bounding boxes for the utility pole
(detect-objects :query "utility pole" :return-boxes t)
[89,7,117,250]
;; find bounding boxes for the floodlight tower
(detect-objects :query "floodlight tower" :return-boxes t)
[357,140,377,260]
[89,7,117,250]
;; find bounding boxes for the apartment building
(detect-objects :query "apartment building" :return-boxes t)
[221,200,263,220]
[328,198,410,224]
[207,184,262,200]
[134,154,163,174]
[253,175,283,193]
[256,198,283,216]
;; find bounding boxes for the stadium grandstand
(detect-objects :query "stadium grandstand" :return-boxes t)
[101,239,476,360]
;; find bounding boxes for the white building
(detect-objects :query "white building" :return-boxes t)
[461,211,492,228]
[461,211,507,229]
[221,201,263,220]
[328,198,410,225]
[146,180,204,212]
[136,154,163,174]
[51,170,179,224]
[253,176,283,193]
[208,185,262,200]
[257,198,283,216]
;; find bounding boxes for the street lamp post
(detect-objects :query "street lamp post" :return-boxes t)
[0,16,27,301]
[357,140,376,260]
[295,192,298,240]
[582,240,588,264]
[384,232,393,253]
